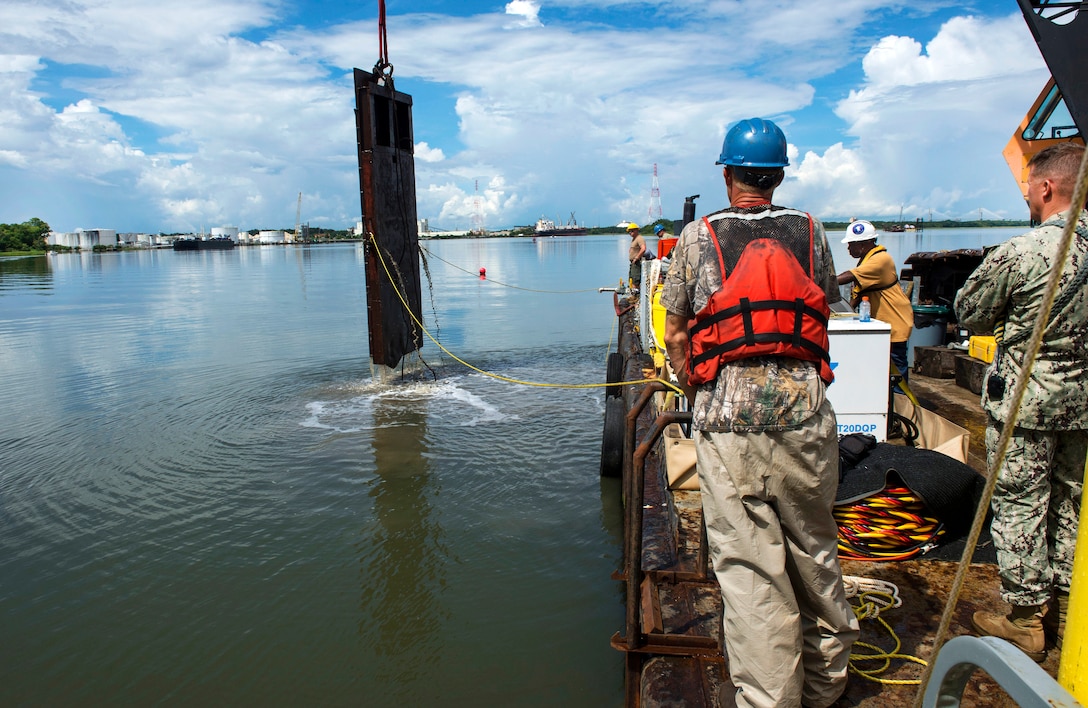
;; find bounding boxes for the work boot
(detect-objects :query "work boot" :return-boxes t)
[1043,592,1069,649]
[972,604,1046,662]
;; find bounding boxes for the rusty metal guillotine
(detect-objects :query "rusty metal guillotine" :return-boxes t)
[353,67,424,371]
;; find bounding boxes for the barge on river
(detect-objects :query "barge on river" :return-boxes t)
[599,4,1088,702]
[600,253,1079,707]
[172,236,236,251]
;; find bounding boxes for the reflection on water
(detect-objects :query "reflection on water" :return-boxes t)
[358,388,448,692]
[0,255,52,292]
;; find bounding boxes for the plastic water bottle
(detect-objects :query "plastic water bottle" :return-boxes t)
[859,296,871,322]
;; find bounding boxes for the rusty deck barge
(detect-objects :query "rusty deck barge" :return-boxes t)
[607,294,1065,708]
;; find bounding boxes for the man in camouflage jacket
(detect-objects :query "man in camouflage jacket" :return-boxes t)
[661,118,858,708]
[955,141,1088,660]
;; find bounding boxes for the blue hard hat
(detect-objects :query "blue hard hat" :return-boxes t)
[716,118,789,168]
[653,224,664,234]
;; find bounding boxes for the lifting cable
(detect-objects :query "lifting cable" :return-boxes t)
[374,0,393,84]
[418,244,600,293]
[912,144,1088,706]
[369,232,684,395]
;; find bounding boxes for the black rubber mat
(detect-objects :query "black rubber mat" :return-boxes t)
[837,442,996,563]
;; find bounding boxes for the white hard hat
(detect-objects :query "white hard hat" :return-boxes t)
[842,220,878,244]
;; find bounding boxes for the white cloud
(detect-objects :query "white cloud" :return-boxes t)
[785,13,1047,220]
[860,15,1039,89]
[0,0,360,231]
[505,0,541,28]
[415,142,446,163]
[0,2,1060,232]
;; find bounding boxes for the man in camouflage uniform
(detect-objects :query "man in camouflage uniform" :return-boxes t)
[661,118,858,708]
[955,141,1088,660]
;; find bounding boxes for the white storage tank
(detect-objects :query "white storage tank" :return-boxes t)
[257,230,286,244]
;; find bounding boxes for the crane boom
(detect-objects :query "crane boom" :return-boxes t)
[1003,1,1088,199]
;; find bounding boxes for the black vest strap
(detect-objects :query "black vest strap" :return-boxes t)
[693,334,832,368]
[689,298,830,368]
[688,299,829,336]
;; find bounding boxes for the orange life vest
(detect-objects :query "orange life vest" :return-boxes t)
[687,207,833,385]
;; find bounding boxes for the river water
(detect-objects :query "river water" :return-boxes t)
[0,227,1016,706]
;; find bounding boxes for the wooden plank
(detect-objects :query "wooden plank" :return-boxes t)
[955,353,987,395]
[641,576,664,634]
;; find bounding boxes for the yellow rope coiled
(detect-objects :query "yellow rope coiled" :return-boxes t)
[844,578,928,685]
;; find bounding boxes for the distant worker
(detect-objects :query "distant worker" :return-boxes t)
[955,141,1088,660]
[654,223,678,261]
[627,222,646,288]
[837,220,914,379]
[661,117,858,708]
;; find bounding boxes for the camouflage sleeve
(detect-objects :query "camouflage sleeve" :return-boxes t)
[811,218,841,304]
[954,240,1021,335]
[659,219,701,318]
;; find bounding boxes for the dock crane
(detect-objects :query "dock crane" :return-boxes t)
[1002,0,1087,198]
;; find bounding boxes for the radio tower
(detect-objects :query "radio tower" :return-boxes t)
[647,163,662,223]
[472,179,485,234]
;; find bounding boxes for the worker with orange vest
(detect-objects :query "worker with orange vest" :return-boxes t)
[660,117,858,708]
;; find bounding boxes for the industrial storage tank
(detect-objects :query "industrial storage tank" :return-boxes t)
[257,230,286,244]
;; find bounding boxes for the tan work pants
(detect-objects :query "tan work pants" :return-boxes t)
[696,399,858,708]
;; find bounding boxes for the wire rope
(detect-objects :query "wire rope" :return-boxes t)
[374,0,392,81]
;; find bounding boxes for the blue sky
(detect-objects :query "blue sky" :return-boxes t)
[0,0,1059,234]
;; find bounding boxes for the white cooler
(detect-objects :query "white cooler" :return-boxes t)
[827,317,891,441]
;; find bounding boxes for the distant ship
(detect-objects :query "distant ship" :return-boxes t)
[173,236,236,251]
[534,213,587,237]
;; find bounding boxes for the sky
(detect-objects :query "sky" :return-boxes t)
[0,0,1067,234]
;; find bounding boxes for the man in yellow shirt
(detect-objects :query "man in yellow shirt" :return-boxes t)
[836,220,915,378]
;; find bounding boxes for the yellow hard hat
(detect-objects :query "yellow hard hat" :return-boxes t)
[627,222,639,231]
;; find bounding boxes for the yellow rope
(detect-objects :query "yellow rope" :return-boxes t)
[605,311,616,363]
[843,579,928,685]
[848,589,928,686]
[370,233,684,395]
[419,244,600,293]
[913,145,1088,706]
